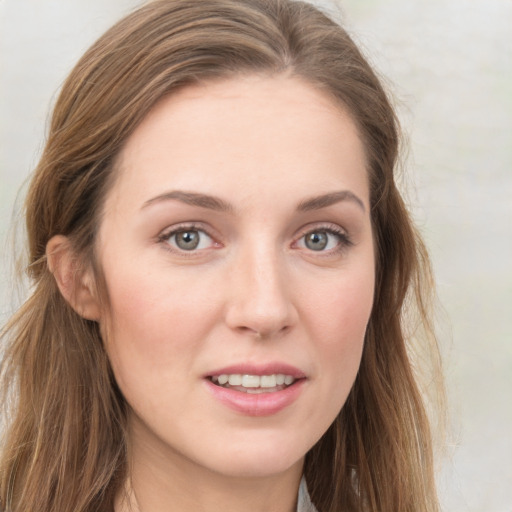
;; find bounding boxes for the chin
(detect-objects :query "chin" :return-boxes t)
[195,435,308,479]
[211,454,303,479]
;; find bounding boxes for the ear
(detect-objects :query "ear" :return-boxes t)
[46,235,101,321]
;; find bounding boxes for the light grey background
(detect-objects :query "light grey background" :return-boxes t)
[1,0,511,510]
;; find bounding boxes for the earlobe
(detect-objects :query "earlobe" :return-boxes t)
[46,235,101,321]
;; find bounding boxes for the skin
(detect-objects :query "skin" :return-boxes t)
[50,74,375,512]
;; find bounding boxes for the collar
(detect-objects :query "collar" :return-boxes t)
[297,476,317,512]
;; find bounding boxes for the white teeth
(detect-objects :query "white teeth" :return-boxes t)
[276,374,286,385]
[242,375,260,387]
[211,373,297,389]
[228,374,242,386]
[260,375,277,388]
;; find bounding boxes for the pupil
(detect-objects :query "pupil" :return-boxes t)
[176,231,199,250]
[306,232,327,251]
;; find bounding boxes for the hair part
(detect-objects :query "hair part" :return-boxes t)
[1,1,444,511]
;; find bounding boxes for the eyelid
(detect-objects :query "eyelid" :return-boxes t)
[156,221,353,257]
[157,222,222,254]
[292,222,353,253]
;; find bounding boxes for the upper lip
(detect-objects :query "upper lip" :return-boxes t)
[205,362,306,379]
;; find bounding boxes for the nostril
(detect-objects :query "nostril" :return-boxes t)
[224,277,298,338]
[236,324,291,340]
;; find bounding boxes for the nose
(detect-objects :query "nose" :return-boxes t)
[224,247,298,339]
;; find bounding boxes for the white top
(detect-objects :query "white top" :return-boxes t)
[297,477,317,512]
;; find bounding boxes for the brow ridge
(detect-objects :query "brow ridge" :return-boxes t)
[297,190,366,212]
[142,190,233,212]
[142,189,365,213]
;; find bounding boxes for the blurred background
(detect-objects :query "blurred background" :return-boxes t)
[1,0,511,510]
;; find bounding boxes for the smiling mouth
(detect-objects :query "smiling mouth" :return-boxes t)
[209,373,299,394]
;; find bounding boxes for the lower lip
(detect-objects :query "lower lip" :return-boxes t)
[204,379,306,417]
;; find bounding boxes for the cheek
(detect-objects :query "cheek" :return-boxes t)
[306,266,374,384]
[286,266,374,446]
[100,263,219,376]
[99,267,223,426]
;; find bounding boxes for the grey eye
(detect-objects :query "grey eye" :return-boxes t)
[176,231,199,250]
[171,230,212,251]
[162,227,215,253]
[304,231,329,251]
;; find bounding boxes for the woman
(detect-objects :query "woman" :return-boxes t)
[0,1,444,511]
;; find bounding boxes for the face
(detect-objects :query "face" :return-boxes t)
[96,75,375,480]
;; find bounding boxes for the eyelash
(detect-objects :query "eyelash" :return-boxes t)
[157,223,219,256]
[157,223,353,256]
[293,224,353,255]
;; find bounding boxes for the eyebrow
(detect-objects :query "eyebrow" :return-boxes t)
[297,190,366,212]
[142,189,365,213]
[142,190,233,212]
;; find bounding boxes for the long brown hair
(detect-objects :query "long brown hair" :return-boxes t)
[0,1,444,510]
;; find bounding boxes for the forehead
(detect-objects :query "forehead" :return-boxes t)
[108,74,368,212]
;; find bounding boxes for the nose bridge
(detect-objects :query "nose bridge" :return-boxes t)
[225,238,296,337]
